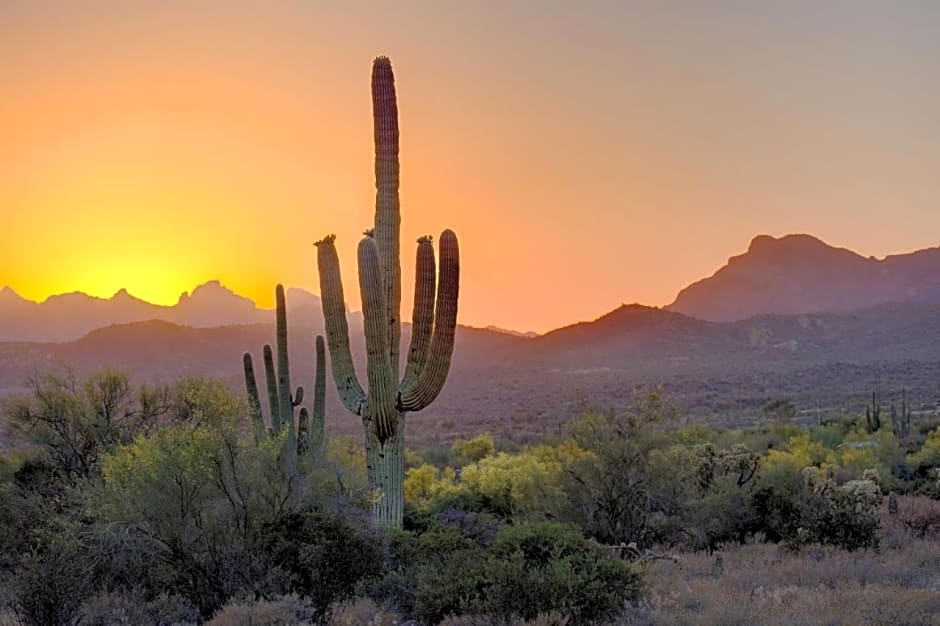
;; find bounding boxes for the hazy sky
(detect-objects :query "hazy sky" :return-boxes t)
[1,1,938,332]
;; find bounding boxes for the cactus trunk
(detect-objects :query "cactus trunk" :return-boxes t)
[310,335,327,461]
[242,353,265,444]
[275,285,296,475]
[366,422,405,525]
[263,344,279,433]
[372,57,402,385]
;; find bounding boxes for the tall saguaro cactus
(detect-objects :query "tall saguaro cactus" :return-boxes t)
[315,56,460,526]
[242,284,327,474]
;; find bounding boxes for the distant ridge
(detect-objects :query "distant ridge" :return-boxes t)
[0,281,321,342]
[483,325,539,339]
[4,301,940,436]
[668,234,940,322]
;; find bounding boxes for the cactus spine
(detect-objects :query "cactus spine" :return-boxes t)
[242,284,327,472]
[315,56,460,526]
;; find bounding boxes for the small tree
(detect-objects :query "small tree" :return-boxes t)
[4,367,172,481]
[566,388,679,547]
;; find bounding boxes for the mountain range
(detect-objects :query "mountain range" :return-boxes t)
[2,233,940,442]
[0,281,325,342]
[5,233,940,342]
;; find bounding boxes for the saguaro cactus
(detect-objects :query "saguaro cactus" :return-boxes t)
[315,56,460,526]
[242,284,327,473]
[866,388,882,434]
[891,388,912,439]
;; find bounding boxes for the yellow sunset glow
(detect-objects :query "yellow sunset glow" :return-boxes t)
[2,3,938,330]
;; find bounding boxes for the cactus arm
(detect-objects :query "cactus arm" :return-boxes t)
[400,229,460,412]
[275,284,294,430]
[359,237,397,441]
[262,344,280,432]
[292,386,304,407]
[242,352,266,444]
[297,407,309,457]
[372,56,402,384]
[315,235,367,415]
[311,335,327,459]
[275,284,297,474]
[400,236,436,391]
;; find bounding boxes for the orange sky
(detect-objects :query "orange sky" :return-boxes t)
[2,2,939,332]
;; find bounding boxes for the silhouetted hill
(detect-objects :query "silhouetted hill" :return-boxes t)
[669,234,940,321]
[3,302,940,443]
[0,282,323,342]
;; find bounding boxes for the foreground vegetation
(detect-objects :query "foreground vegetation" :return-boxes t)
[1,367,940,624]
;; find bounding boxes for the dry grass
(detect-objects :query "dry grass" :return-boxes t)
[619,505,940,626]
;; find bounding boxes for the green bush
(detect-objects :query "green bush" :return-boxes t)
[484,523,641,623]
[260,510,382,621]
[367,522,640,625]
[750,464,881,551]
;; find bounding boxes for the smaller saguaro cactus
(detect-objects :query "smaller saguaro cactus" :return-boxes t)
[242,284,327,472]
[891,388,912,439]
[296,336,327,464]
[865,389,882,434]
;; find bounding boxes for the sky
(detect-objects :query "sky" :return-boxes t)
[1,1,938,333]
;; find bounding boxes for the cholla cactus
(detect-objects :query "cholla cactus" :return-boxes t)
[315,57,460,526]
[242,284,327,474]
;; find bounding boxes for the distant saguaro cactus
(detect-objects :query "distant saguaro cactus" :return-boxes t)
[242,284,327,474]
[316,56,460,526]
[891,388,912,439]
[865,389,882,434]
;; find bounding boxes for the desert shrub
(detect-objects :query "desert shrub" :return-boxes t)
[408,526,490,623]
[0,455,97,626]
[327,597,401,626]
[566,390,678,547]
[438,614,569,626]
[365,522,639,625]
[205,595,315,626]
[808,423,844,449]
[78,590,197,626]
[455,443,589,519]
[751,461,881,551]
[434,507,506,547]
[90,381,350,617]
[403,463,457,508]
[909,426,940,474]
[801,477,881,551]
[646,443,760,550]
[483,522,641,623]
[259,510,381,621]
[451,434,496,466]
[889,495,940,540]
[0,368,217,483]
